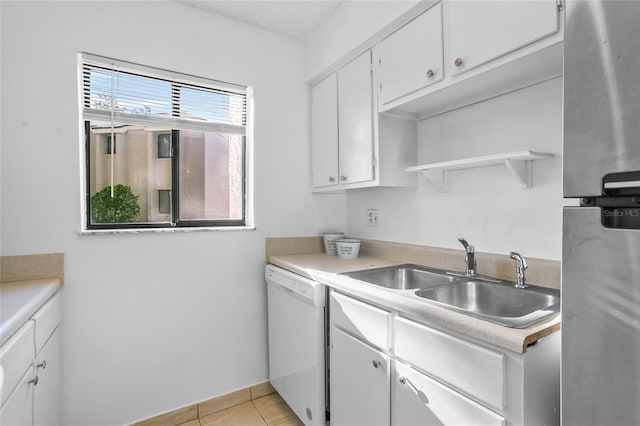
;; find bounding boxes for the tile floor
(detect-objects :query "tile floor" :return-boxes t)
[176,393,303,426]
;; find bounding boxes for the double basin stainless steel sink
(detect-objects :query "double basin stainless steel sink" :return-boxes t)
[341,264,560,328]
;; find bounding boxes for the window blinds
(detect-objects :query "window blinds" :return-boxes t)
[81,53,247,135]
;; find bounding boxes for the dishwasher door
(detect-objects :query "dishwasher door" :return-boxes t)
[266,265,326,426]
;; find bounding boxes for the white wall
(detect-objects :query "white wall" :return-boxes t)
[0,1,344,425]
[1,1,567,423]
[347,78,567,260]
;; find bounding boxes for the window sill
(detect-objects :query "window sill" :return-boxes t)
[79,225,256,236]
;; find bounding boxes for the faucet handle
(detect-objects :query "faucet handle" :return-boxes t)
[509,251,528,269]
[459,238,476,276]
[458,238,474,253]
[509,251,528,288]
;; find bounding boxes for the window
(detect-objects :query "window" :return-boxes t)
[106,135,116,155]
[81,53,250,230]
[158,190,171,214]
[157,134,171,159]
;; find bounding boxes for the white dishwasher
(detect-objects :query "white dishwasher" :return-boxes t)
[266,264,326,426]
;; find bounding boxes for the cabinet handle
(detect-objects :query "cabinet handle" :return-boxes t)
[454,57,463,67]
[371,359,384,368]
[328,176,335,183]
[340,175,348,182]
[399,376,429,404]
[28,375,39,386]
[37,360,47,370]
[426,69,435,78]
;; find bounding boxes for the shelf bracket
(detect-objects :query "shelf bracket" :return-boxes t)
[505,159,531,188]
[423,169,448,192]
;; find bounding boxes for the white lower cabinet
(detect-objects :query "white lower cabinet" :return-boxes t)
[0,292,61,426]
[33,328,60,426]
[393,362,505,426]
[329,290,391,425]
[330,327,391,426]
[1,366,35,426]
[394,317,560,426]
[328,290,560,426]
[329,291,390,350]
[394,317,505,410]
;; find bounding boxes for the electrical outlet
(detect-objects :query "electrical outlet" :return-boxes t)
[367,209,380,227]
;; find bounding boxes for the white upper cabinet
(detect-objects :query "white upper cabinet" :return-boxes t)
[375,0,563,117]
[311,51,374,190]
[310,50,417,192]
[311,74,339,189]
[337,51,375,186]
[447,0,560,76]
[309,0,563,192]
[378,3,444,106]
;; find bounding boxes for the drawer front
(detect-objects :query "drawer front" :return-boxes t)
[330,291,390,350]
[0,321,35,407]
[31,292,61,354]
[395,317,505,409]
[393,362,505,426]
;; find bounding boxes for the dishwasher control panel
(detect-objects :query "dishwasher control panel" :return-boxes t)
[266,265,325,308]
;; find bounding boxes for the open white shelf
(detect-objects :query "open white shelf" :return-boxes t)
[405,150,553,192]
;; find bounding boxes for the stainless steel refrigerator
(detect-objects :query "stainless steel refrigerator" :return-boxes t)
[562,1,640,425]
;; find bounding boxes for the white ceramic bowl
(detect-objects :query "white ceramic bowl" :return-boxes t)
[336,239,361,259]
[323,232,346,256]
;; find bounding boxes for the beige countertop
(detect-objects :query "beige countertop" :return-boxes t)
[269,252,560,354]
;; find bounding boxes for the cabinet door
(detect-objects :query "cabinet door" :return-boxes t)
[0,366,35,426]
[448,0,559,75]
[337,51,374,185]
[393,362,505,426]
[330,327,390,426]
[33,328,60,426]
[311,73,339,188]
[379,3,444,105]
[0,321,35,407]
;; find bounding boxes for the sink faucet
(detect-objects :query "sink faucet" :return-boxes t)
[458,238,476,276]
[509,251,528,288]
